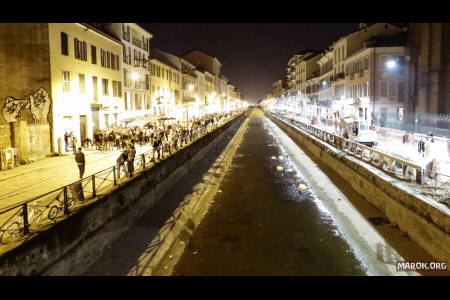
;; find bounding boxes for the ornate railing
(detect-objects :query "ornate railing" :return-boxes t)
[0,113,242,246]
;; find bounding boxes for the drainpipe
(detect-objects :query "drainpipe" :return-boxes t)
[371,47,376,126]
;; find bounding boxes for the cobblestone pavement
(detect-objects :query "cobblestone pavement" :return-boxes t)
[0,145,152,210]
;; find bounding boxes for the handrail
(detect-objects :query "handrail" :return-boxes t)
[0,112,244,245]
[269,112,425,185]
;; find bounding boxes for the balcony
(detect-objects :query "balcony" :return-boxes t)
[132,36,142,48]
[336,72,345,80]
[182,96,196,104]
[123,32,130,42]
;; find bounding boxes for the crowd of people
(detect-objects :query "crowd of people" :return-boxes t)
[69,112,238,179]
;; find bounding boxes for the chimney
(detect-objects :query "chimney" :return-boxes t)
[359,23,367,30]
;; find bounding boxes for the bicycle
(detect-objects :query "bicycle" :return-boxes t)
[0,201,45,244]
[48,193,75,221]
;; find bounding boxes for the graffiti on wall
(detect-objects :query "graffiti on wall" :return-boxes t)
[2,88,50,123]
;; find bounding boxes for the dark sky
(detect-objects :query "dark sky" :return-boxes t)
[140,23,359,104]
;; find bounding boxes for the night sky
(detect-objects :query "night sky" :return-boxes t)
[140,23,360,104]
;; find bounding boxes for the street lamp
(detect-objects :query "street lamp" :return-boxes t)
[386,60,397,69]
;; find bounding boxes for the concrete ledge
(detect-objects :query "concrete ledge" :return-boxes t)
[267,113,450,264]
[0,114,246,276]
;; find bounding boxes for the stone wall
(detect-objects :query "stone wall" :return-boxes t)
[27,124,51,161]
[0,125,10,149]
[0,114,245,276]
[268,114,450,264]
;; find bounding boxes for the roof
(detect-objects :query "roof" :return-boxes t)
[80,23,122,45]
[181,48,217,59]
[364,32,408,47]
[150,48,180,71]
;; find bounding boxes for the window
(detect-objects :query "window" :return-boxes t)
[397,81,405,103]
[122,45,127,63]
[62,71,70,92]
[74,39,87,61]
[91,45,97,64]
[380,80,388,97]
[61,32,68,55]
[102,78,109,96]
[100,50,105,67]
[79,74,85,94]
[116,55,119,70]
[112,81,118,97]
[92,76,98,101]
[74,38,79,59]
[107,51,110,68]
[145,74,149,90]
[82,42,87,61]
[111,54,115,70]
[389,80,396,98]
[380,55,389,69]
[118,81,122,97]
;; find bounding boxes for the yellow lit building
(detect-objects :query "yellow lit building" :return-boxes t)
[48,23,123,151]
[107,23,153,123]
[149,54,181,119]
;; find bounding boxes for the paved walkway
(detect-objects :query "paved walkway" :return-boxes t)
[293,116,450,177]
[0,145,152,211]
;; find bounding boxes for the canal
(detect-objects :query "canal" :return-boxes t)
[171,110,367,275]
[86,109,442,276]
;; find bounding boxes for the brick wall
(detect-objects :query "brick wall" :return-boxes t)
[0,125,11,149]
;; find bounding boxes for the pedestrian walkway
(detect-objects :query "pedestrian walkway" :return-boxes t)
[0,145,152,210]
[297,117,450,177]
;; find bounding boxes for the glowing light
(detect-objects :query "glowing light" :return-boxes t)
[131,72,140,80]
[188,84,194,91]
[386,60,397,69]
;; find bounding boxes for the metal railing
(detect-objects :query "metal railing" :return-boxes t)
[270,112,426,184]
[0,113,242,246]
[270,111,450,206]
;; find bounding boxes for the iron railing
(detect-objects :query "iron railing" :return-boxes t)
[270,112,450,206]
[0,113,241,246]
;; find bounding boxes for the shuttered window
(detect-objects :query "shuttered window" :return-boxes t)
[61,32,68,55]
[91,45,97,64]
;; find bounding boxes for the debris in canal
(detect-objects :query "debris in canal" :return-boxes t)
[298,183,307,193]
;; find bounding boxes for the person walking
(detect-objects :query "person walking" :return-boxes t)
[75,147,85,179]
[126,144,136,177]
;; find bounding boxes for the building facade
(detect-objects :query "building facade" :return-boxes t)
[107,23,153,123]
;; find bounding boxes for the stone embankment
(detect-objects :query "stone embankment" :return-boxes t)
[0,114,246,276]
[267,113,450,265]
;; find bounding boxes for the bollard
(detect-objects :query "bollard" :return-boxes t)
[92,175,96,198]
[113,165,117,186]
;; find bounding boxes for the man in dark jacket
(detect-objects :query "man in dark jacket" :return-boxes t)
[75,147,85,179]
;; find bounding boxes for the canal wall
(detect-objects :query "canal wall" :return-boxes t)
[267,113,450,265]
[0,114,246,276]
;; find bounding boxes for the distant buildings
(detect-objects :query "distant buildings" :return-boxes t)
[269,23,450,129]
